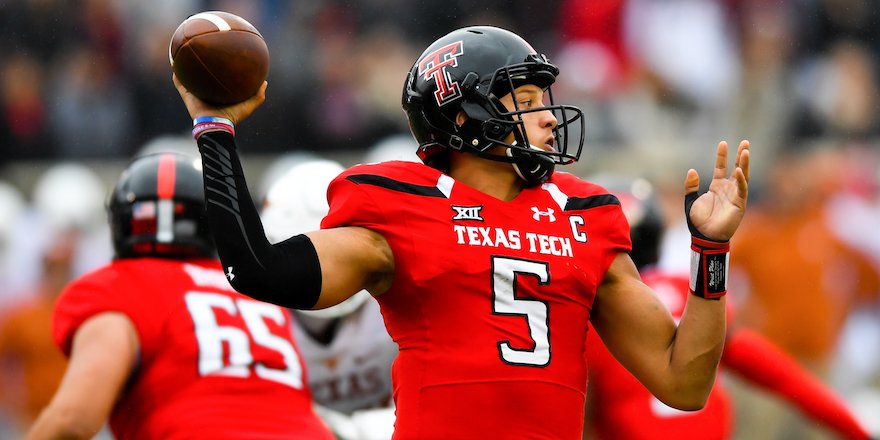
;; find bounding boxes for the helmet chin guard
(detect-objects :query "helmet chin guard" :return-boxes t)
[507,145,555,186]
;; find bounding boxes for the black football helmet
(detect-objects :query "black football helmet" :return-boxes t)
[592,175,665,271]
[402,26,585,185]
[108,152,215,259]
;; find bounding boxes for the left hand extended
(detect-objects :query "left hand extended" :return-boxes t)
[685,140,750,242]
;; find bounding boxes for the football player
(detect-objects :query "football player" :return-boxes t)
[27,153,334,440]
[583,176,874,440]
[174,25,750,438]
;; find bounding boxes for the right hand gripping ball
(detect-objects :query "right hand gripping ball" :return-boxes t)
[170,11,270,105]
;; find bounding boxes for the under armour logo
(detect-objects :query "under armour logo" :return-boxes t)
[225,266,235,281]
[531,207,556,222]
[452,205,484,221]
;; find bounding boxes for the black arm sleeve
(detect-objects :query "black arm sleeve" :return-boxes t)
[197,131,321,309]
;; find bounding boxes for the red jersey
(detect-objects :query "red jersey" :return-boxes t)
[585,268,873,440]
[52,257,335,440]
[585,268,733,440]
[322,162,631,439]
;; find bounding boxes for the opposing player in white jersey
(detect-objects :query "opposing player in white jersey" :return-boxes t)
[261,159,398,439]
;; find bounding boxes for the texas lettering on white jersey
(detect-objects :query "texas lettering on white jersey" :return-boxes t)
[293,299,397,415]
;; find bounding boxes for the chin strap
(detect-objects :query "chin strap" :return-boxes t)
[455,108,555,186]
[507,146,555,186]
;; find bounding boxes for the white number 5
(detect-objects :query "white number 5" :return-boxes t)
[185,292,303,388]
[492,256,551,367]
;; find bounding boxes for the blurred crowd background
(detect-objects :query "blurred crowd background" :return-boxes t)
[1,0,880,439]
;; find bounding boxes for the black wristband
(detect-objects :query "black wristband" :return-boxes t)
[689,236,729,300]
[197,131,322,309]
[685,191,731,299]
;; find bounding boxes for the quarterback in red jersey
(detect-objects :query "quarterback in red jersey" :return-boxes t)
[321,161,629,437]
[27,153,334,440]
[175,25,749,439]
[584,177,873,440]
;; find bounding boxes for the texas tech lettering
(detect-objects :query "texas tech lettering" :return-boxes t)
[453,225,573,258]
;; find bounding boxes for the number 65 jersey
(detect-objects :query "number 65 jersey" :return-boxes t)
[322,162,631,439]
[52,258,334,440]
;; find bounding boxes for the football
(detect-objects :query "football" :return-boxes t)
[169,11,269,105]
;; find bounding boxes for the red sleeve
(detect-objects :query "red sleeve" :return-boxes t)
[722,328,872,440]
[53,268,119,356]
[605,202,632,255]
[321,170,387,230]
[560,173,632,276]
[52,264,153,357]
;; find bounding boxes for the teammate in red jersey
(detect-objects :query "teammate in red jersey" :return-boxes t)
[26,153,335,440]
[583,176,873,440]
[174,25,749,439]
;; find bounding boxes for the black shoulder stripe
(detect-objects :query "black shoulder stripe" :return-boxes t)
[564,194,620,211]
[346,174,447,198]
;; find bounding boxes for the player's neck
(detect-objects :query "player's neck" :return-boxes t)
[449,151,526,202]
